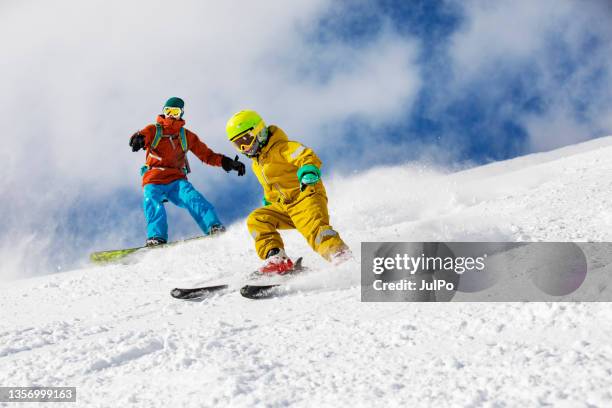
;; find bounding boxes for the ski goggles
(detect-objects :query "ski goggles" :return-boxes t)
[163,106,183,118]
[231,122,265,154]
[231,131,257,153]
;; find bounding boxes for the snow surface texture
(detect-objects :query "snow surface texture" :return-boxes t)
[2,137,612,407]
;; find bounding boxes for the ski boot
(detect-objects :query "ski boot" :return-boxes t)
[208,224,226,236]
[145,237,167,247]
[259,248,294,275]
[330,246,353,266]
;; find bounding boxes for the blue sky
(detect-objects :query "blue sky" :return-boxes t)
[316,0,611,163]
[1,0,611,277]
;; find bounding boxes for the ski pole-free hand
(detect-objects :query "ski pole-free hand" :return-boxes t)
[221,155,246,176]
[300,173,320,191]
[129,132,145,152]
[297,164,321,191]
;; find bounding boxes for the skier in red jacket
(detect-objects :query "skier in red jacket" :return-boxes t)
[129,97,245,246]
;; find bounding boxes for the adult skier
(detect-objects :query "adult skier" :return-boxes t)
[225,110,350,273]
[130,97,245,246]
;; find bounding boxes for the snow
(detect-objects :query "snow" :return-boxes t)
[2,137,612,407]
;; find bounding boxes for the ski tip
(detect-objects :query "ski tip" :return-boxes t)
[240,284,281,300]
[171,284,229,300]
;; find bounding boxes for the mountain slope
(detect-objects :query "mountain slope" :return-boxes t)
[1,137,612,407]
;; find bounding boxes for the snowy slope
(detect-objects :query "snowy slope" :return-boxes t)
[2,137,612,407]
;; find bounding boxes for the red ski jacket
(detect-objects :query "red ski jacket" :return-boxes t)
[137,115,224,186]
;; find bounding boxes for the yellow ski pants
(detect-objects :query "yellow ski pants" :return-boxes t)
[246,186,347,260]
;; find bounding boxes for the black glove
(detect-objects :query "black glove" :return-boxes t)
[221,155,246,176]
[129,132,145,152]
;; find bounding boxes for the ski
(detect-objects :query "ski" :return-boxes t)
[170,284,229,300]
[239,284,282,299]
[171,257,306,301]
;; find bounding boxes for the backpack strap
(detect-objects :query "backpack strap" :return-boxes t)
[179,128,189,174]
[179,127,188,152]
[151,123,163,149]
[152,124,188,152]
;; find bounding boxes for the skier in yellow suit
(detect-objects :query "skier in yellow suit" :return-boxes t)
[226,110,350,274]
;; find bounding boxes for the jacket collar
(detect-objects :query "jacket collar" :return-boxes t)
[257,125,286,157]
[156,115,185,134]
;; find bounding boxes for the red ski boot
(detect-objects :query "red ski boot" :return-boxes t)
[259,248,294,275]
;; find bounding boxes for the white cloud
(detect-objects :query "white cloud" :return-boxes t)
[0,0,421,278]
[449,1,574,74]
[447,0,612,152]
[523,110,592,152]
[1,0,420,188]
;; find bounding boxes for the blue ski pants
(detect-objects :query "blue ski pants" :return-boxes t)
[143,179,222,241]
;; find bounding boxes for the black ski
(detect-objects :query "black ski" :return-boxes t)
[170,284,229,300]
[171,257,305,301]
[239,284,282,299]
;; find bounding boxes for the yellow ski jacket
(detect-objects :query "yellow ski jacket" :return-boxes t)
[252,126,323,205]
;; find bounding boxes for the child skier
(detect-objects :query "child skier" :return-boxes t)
[225,110,350,273]
[130,97,245,246]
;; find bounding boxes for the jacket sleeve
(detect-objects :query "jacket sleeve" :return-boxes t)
[186,130,224,167]
[281,141,322,169]
[138,124,157,149]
